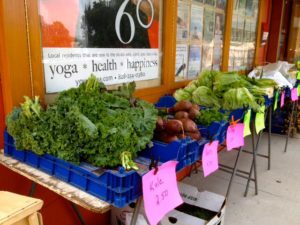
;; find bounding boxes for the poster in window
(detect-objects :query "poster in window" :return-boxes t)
[233,48,244,71]
[202,45,213,70]
[238,0,246,15]
[175,44,189,81]
[203,8,215,44]
[228,48,235,71]
[213,13,224,70]
[245,0,253,16]
[213,46,222,70]
[244,20,251,42]
[39,0,161,93]
[188,45,202,79]
[190,6,204,42]
[250,21,257,42]
[204,0,215,6]
[216,0,226,10]
[237,17,245,43]
[177,1,190,42]
[233,0,239,11]
[231,14,238,42]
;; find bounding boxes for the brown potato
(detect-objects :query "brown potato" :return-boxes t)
[175,111,189,120]
[191,104,200,111]
[186,131,201,140]
[156,116,164,131]
[176,133,186,139]
[180,118,198,133]
[188,108,200,120]
[158,132,179,143]
[165,120,183,134]
[173,100,193,112]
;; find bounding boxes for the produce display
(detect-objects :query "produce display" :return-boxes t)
[6,76,158,168]
[174,71,278,112]
[155,101,201,143]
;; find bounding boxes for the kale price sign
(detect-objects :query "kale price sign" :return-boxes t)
[142,161,183,225]
[39,0,161,93]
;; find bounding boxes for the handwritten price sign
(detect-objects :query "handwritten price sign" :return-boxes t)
[291,88,299,102]
[281,91,285,108]
[226,123,245,151]
[142,161,183,225]
[202,141,219,177]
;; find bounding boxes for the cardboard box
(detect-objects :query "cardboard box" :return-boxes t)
[120,182,226,225]
[161,182,226,225]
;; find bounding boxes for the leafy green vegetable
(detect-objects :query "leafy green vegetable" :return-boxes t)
[174,89,192,101]
[192,86,221,108]
[196,70,220,89]
[196,109,227,126]
[222,87,261,112]
[6,76,158,168]
[213,72,252,97]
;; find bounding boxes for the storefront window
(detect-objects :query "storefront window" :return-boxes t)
[228,0,259,72]
[38,0,163,94]
[175,0,227,82]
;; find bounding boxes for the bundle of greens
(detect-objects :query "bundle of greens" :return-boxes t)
[192,86,221,108]
[195,70,220,89]
[213,72,252,97]
[196,109,227,126]
[6,75,158,168]
[222,87,261,111]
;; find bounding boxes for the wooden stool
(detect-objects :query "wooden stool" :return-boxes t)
[0,191,43,225]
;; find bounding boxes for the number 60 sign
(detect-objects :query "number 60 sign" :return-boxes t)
[115,0,155,44]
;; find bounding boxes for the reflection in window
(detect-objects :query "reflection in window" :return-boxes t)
[228,0,259,72]
[175,0,227,82]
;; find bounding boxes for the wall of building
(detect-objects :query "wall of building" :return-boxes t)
[255,0,272,66]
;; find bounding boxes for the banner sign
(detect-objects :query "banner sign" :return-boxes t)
[40,0,161,93]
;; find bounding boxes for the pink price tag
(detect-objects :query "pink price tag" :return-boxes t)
[280,91,285,108]
[202,141,219,177]
[226,123,245,151]
[142,161,183,225]
[291,88,299,102]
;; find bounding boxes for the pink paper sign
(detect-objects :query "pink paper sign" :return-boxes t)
[202,141,219,177]
[142,161,183,225]
[281,91,285,108]
[291,88,299,102]
[226,123,245,151]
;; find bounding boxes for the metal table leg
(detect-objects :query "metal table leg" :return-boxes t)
[130,197,143,225]
[284,101,296,153]
[225,146,243,199]
[244,125,261,197]
[28,182,37,197]
[71,203,87,225]
[28,181,87,225]
[268,106,272,170]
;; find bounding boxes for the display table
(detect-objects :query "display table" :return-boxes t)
[0,150,111,215]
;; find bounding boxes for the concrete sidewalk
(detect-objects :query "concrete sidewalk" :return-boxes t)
[184,133,300,225]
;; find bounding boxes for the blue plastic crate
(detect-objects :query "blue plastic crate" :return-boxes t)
[139,138,194,171]
[264,95,273,107]
[155,95,177,108]
[198,121,228,144]
[139,138,192,163]
[4,130,142,208]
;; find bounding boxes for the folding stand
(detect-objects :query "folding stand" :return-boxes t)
[219,121,258,199]
[220,105,273,198]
